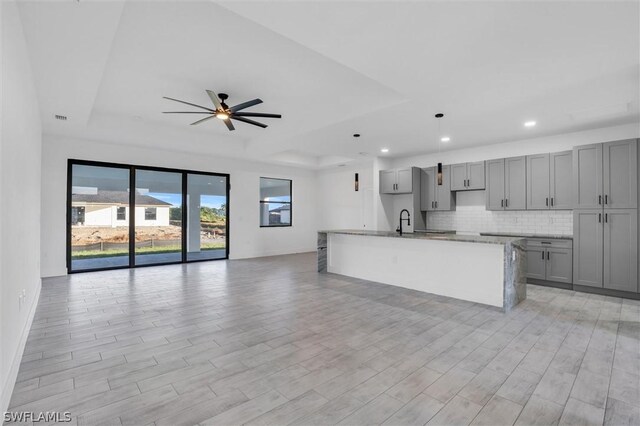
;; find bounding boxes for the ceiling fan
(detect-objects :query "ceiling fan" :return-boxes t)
[163,90,281,131]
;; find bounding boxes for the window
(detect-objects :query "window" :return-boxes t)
[117,207,126,220]
[144,207,157,221]
[260,177,292,227]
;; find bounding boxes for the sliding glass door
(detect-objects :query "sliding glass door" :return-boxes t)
[134,169,183,266]
[186,173,228,261]
[67,160,229,273]
[69,164,131,271]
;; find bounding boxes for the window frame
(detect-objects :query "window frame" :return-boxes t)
[66,159,231,274]
[116,206,126,221]
[259,177,292,228]
[144,207,157,221]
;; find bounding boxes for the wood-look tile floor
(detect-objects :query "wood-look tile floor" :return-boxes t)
[8,253,640,426]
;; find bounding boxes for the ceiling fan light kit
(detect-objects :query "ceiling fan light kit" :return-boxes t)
[163,90,282,131]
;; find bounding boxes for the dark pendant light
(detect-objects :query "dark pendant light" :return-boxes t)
[435,113,444,186]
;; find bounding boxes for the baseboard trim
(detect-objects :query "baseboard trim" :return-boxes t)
[1,279,41,413]
[527,278,573,290]
[573,284,640,300]
[229,248,316,260]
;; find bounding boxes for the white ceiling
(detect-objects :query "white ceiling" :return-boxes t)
[17,0,640,169]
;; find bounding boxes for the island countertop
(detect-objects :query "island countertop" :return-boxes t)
[318,229,525,246]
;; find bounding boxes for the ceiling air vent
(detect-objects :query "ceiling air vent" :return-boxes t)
[54,114,67,121]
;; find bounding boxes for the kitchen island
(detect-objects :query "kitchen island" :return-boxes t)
[318,230,526,312]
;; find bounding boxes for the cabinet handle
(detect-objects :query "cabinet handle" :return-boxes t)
[541,251,545,260]
[599,195,602,205]
[547,251,550,260]
[432,201,434,208]
[435,201,438,209]
[551,197,554,207]
[505,199,508,207]
[599,213,602,223]
[546,198,549,206]
[501,199,504,207]
[605,195,608,205]
[605,213,608,223]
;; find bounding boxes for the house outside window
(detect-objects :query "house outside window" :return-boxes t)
[145,207,157,221]
[259,177,292,227]
[117,206,126,221]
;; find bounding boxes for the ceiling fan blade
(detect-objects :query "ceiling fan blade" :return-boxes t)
[231,116,267,128]
[163,96,215,112]
[224,119,235,131]
[190,115,216,126]
[163,111,212,114]
[230,98,263,113]
[205,90,223,110]
[232,112,281,119]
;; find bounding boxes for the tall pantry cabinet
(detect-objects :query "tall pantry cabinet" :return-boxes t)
[572,139,639,293]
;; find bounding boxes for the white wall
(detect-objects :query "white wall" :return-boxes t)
[316,161,375,231]
[1,0,43,412]
[40,135,318,277]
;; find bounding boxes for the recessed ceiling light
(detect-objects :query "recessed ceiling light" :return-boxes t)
[441,136,451,143]
[380,148,389,153]
[353,133,361,138]
[524,121,536,127]
[54,114,67,121]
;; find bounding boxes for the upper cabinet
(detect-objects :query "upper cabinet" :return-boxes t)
[573,139,637,210]
[450,161,485,191]
[526,151,573,210]
[379,167,420,194]
[420,165,455,211]
[485,156,526,210]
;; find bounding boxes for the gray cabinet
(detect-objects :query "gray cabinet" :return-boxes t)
[573,139,638,293]
[604,209,638,292]
[603,139,637,209]
[505,156,526,210]
[550,151,573,209]
[485,156,526,210]
[573,143,603,209]
[527,151,573,210]
[420,166,454,211]
[526,239,573,284]
[450,161,485,191]
[379,167,418,194]
[573,209,604,288]
[527,154,550,209]
[486,159,505,210]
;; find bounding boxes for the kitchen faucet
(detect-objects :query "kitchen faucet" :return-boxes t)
[398,209,411,236]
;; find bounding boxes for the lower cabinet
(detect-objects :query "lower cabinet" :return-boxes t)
[573,208,638,292]
[526,239,573,284]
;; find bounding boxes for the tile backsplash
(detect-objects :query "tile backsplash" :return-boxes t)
[426,191,573,235]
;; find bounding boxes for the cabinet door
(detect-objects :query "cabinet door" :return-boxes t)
[379,170,396,194]
[467,161,486,190]
[546,248,573,284]
[604,209,638,292]
[451,163,467,191]
[603,139,637,209]
[573,209,604,288]
[420,167,436,211]
[550,151,573,209]
[573,143,603,209]
[527,154,550,210]
[526,247,547,280]
[395,168,413,193]
[485,159,505,211]
[505,156,527,210]
[435,165,453,210]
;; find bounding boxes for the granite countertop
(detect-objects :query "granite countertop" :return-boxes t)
[479,232,573,240]
[319,229,525,245]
